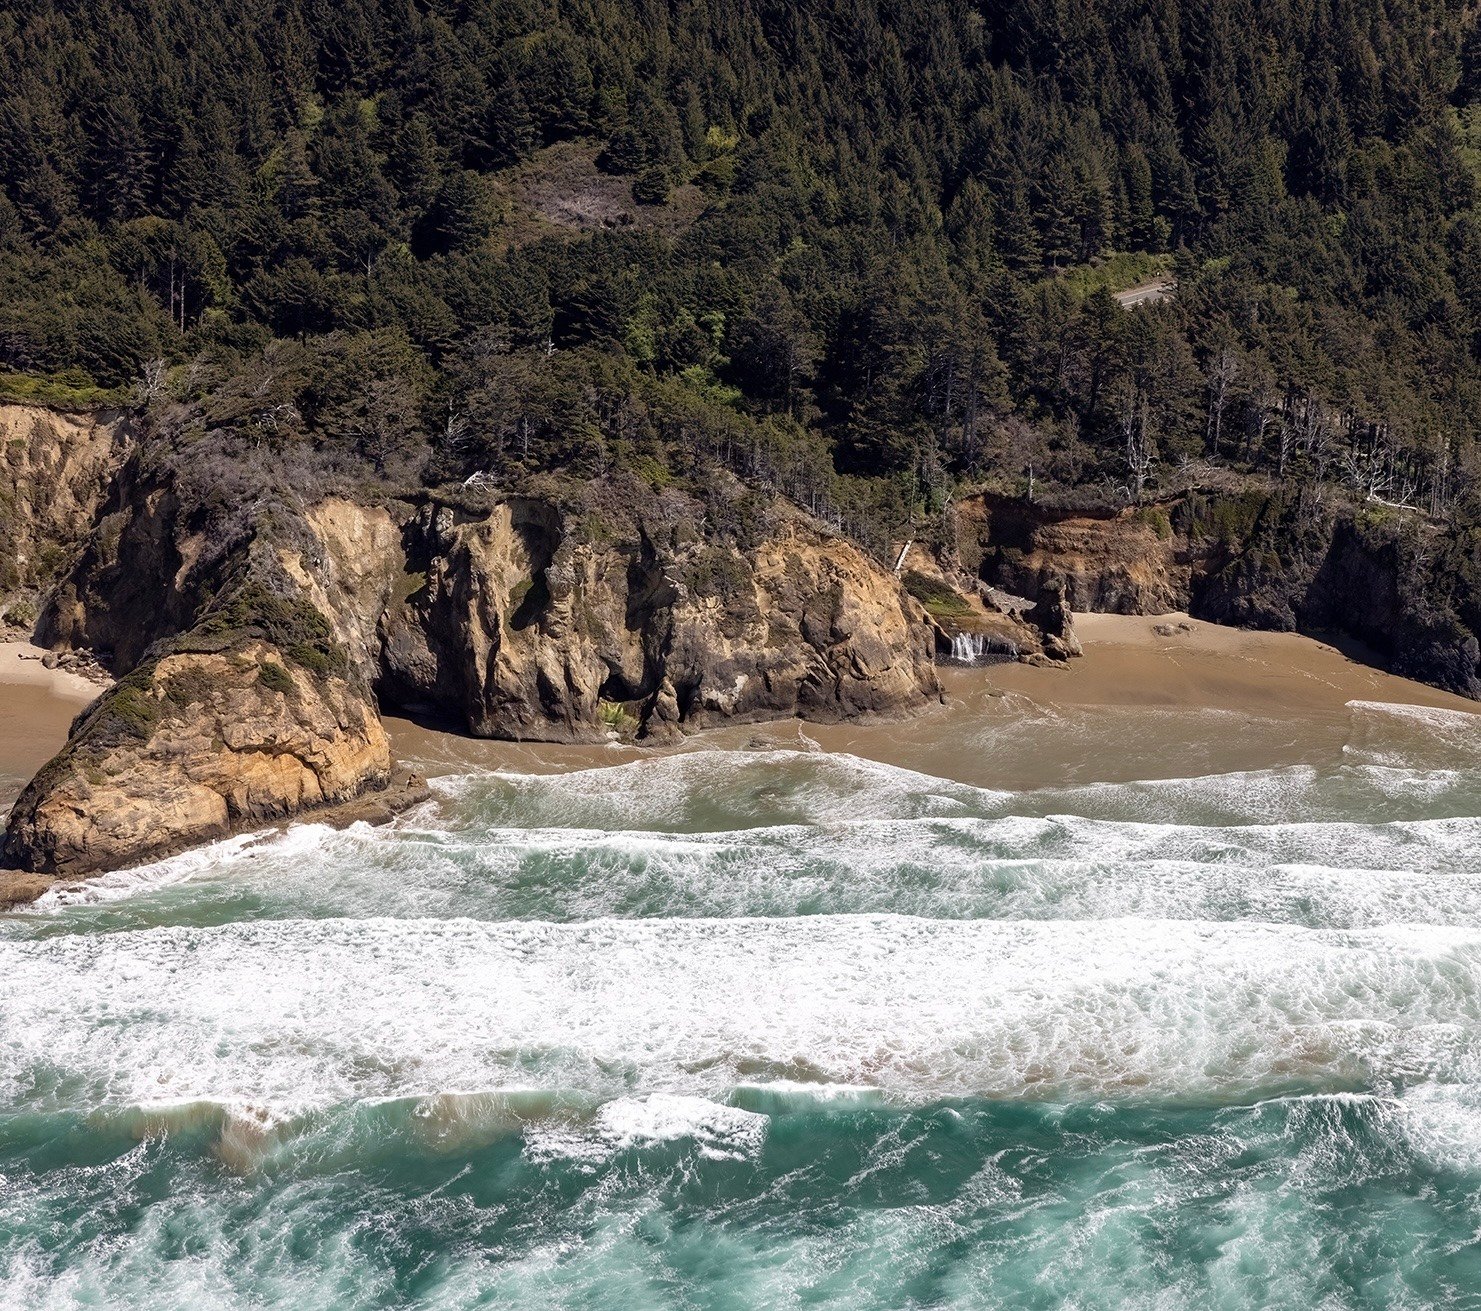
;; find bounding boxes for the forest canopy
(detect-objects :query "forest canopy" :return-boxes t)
[2,0,1479,548]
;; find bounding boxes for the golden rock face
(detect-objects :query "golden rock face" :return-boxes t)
[3,444,942,878]
[4,643,391,875]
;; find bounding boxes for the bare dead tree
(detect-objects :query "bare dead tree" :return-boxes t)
[134,357,169,406]
[1342,424,1419,508]
[1204,346,1239,458]
[1114,379,1155,503]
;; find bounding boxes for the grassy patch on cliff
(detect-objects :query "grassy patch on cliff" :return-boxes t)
[0,371,126,409]
[185,581,351,678]
[1129,506,1174,539]
[101,672,164,737]
[901,570,972,618]
[162,665,218,707]
[257,660,296,694]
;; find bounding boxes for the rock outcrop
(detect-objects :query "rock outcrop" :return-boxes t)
[314,489,940,743]
[954,495,1188,614]
[3,640,390,874]
[893,541,1080,667]
[1024,577,1082,662]
[0,404,131,630]
[3,449,940,876]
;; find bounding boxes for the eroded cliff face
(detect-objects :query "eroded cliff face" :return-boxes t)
[0,404,132,629]
[952,489,1481,699]
[1,443,401,875]
[953,496,1189,614]
[3,641,390,874]
[309,491,940,743]
[3,444,940,876]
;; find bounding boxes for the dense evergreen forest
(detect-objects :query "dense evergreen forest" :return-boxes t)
[2,0,1480,550]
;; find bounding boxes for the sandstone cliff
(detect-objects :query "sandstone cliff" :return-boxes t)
[0,404,132,630]
[4,638,390,874]
[17,393,1472,881]
[3,438,940,875]
[310,486,940,743]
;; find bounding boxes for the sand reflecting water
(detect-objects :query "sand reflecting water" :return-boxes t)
[0,644,100,809]
[386,613,1480,791]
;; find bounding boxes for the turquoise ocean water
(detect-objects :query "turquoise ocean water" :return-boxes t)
[5,698,1481,1307]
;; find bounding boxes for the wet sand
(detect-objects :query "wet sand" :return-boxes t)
[384,613,1481,793]
[0,644,102,810]
[3,618,1476,812]
[989,612,1465,713]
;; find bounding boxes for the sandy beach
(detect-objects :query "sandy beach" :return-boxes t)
[991,612,1470,713]
[382,613,1481,792]
[0,644,103,810]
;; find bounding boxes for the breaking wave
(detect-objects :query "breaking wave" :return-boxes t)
[6,697,1481,1307]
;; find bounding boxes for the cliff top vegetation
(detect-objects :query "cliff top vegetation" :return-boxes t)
[1,0,1479,554]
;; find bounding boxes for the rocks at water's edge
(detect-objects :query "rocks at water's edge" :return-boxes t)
[0,408,942,875]
[951,489,1481,699]
[2,641,393,875]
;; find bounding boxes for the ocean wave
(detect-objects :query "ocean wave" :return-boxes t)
[431,749,1002,832]
[435,749,1481,833]
[6,915,1481,1114]
[4,1086,1479,1310]
[1344,699,1481,771]
[19,806,1481,932]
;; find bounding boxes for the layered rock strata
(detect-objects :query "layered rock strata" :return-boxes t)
[2,438,940,873]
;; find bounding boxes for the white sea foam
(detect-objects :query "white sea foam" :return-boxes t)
[25,828,284,910]
[1345,699,1481,770]
[5,915,1481,1115]
[440,747,1481,836]
[18,802,1481,934]
[524,1094,769,1164]
[15,736,1479,935]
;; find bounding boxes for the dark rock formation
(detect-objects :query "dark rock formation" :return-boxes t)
[1024,577,1083,662]
[953,488,1481,699]
[1,418,941,874]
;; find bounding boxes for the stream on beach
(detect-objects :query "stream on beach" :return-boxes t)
[5,649,1481,1306]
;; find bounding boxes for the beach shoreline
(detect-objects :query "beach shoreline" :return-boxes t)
[0,643,104,808]
[3,615,1478,873]
[382,612,1481,790]
[0,642,107,702]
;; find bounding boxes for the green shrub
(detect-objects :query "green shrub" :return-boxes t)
[1129,506,1173,539]
[163,665,217,706]
[0,371,127,409]
[597,699,638,734]
[683,547,751,601]
[901,569,972,617]
[257,661,296,694]
[4,598,37,629]
[98,672,163,740]
[187,580,350,678]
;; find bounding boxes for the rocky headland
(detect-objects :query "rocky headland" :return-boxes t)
[2,399,1479,881]
[0,403,944,875]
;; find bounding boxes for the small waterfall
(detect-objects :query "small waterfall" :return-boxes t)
[946,632,1019,666]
